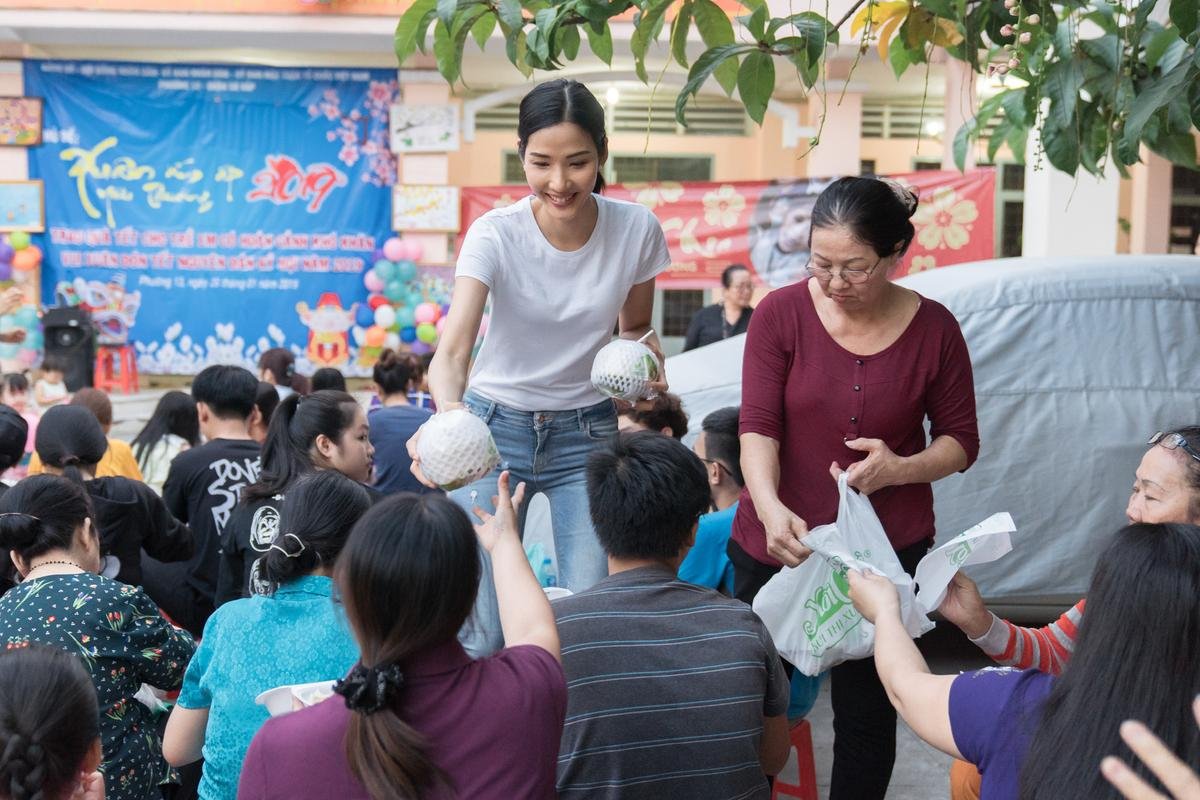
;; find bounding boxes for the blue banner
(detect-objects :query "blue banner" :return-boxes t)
[25,59,399,374]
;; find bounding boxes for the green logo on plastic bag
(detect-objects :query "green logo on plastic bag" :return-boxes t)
[801,552,869,657]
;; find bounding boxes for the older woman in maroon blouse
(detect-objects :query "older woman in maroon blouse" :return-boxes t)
[732,176,980,800]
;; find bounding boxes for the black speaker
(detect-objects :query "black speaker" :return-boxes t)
[42,306,94,391]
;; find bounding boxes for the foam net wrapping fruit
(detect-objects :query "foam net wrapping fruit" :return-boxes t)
[416,409,501,491]
[591,339,661,402]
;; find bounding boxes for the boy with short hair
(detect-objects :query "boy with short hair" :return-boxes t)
[554,432,791,799]
[142,365,261,636]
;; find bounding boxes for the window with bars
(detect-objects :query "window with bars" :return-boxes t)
[990,162,1025,258]
[501,152,713,186]
[476,90,747,137]
[661,289,706,338]
[1170,166,1200,253]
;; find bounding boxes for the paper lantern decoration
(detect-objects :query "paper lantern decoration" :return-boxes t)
[399,325,417,344]
[382,237,406,262]
[363,269,384,293]
[374,305,397,329]
[364,325,387,347]
[8,232,29,251]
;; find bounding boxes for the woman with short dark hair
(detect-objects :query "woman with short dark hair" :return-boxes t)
[682,263,755,351]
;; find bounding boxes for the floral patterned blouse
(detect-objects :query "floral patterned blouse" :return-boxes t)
[0,572,196,800]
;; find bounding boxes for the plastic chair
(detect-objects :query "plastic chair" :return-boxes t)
[94,344,139,394]
[772,719,818,800]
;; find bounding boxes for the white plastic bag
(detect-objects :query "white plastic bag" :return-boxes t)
[752,474,934,676]
[913,513,1015,613]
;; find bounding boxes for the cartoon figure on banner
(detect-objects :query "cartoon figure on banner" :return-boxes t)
[55,274,142,345]
[295,292,357,368]
[748,179,830,289]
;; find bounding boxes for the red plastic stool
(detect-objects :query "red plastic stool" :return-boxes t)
[94,344,139,394]
[772,719,819,800]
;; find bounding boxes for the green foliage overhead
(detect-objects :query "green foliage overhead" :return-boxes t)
[395,0,1200,176]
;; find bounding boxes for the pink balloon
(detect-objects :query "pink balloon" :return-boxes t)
[363,269,384,293]
[414,302,438,325]
[436,317,447,335]
[401,240,424,261]
[382,237,405,262]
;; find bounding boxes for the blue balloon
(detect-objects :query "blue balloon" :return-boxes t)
[395,259,418,282]
[14,307,38,327]
[355,305,375,328]
[399,325,417,344]
[0,343,18,359]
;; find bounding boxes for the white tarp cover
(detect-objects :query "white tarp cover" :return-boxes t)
[666,256,1200,602]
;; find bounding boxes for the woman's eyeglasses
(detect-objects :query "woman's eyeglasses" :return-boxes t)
[806,257,883,285]
[1148,431,1200,464]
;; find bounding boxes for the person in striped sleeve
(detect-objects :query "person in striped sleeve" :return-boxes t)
[939,426,1200,799]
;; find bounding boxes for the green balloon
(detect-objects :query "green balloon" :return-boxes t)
[384,280,406,302]
[395,259,418,282]
[395,306,416,328]
[416,322,438,344]
[406,290,424,308]
[8,232,30,251]
[373,259,397,282]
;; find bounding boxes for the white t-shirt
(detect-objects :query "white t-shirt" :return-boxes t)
[456,194,670,411]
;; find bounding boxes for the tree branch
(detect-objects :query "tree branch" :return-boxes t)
[834,0,871,30]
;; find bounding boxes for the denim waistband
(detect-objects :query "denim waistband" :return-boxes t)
[463,390,615,429]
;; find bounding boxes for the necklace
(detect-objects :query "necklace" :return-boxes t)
[24,559,82,577]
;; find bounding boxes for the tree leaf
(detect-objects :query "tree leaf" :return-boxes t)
[1189,78,1200,129]
[505,27,533,76]
[585,22,613,64]
[1119,55,1194,160]
[746,4,768,40]
[1043,56,1084,129]
[560,23,581,59]
[1171,0,1199,40]
[693,0,739,93]
[888,38,915,78]
[631,0,673,83]
[498,0,524,31]
[1079,34,1120,72]
[675,43,754,124]
[433,21,459,83]
[671,1,694,67]
[437,0,459,31]
[471,12,496,51]
[987,118,1011,162]
[395,0,437,63]
[1006,122,1027,164]
[876,13,906,61]
[951,91,1004,171]
[415,6,439,53]
[1041,118,1080,175]
[1148,130,1198,165]
[737,50,775,124]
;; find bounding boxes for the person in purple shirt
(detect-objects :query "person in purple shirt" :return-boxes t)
[238,471,566,800]
[846,520,1200,800]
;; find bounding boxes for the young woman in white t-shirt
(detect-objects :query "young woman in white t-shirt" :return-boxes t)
[410,78,671,656]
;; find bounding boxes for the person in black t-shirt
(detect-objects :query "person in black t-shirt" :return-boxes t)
[682,263,755,351]
[142,365,261,636]
[217,389,374,606]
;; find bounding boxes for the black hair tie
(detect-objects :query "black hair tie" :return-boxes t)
[334,663,405,715]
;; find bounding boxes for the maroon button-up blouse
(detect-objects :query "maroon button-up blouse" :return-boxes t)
[732,279,980,566]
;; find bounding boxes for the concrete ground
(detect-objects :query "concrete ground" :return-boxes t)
[109,386,995,800]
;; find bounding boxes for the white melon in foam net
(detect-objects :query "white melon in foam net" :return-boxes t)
[417,409,501,491]
[591,339,661,402]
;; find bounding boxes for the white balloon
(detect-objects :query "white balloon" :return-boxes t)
[374,305,397,329]
[384,332,401,350]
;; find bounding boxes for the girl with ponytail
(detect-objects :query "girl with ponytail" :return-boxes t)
[239,472,565,800]
[217,390,374,605]
[0,644,103,800]
[33,405,193,589]
[0,475,195,800]
[163,470,369,800]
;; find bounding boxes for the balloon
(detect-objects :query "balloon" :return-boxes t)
[395,259,418,282]
[0,262,11,281]
[440,303,451,318]
[374,305,396,329]
[0,343,18,359]
[436,317,447,335]
[399,325,417,344]
[384,332,401,350]
[402,240,424,261]
[414,303,438,325]
[364,325,387,348]
[24,245,41,264]
[382,237,406,262]
[394,305,416,328]
[373,259,397,282]
[371,247,386,264]
[411,341,432,356]
[0,243,13,263]
[416,322,438,344]
[384,281,407,302]
[351,326,366,346]
[406,291,424,309]
[367,293,388,310]
[15,307,38,327]
[355,305,375,328]
[363,269,384,293]
[11,251,37,272]
[7,232,29,251]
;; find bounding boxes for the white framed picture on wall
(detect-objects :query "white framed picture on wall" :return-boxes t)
[392,184,461,232]
[389,104,460,153]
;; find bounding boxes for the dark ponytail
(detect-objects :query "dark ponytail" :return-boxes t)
[241,390,361,503]
[517,78,608,194]
[372,349,420,398]
[0,645,99,800]
[262,470,370,591]
[334,494,481,798]
[0,475,92,565]
[809,176,920,258]
[32,405,106,488]
[258,347,301,392]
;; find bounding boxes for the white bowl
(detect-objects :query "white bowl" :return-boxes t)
[254,680,337,717]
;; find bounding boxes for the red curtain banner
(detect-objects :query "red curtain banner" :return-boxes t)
[458,169,996,288]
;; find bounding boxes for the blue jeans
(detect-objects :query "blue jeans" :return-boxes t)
[452,391,616,657]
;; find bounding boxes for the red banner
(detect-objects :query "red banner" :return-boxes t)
[459,169,996,288]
